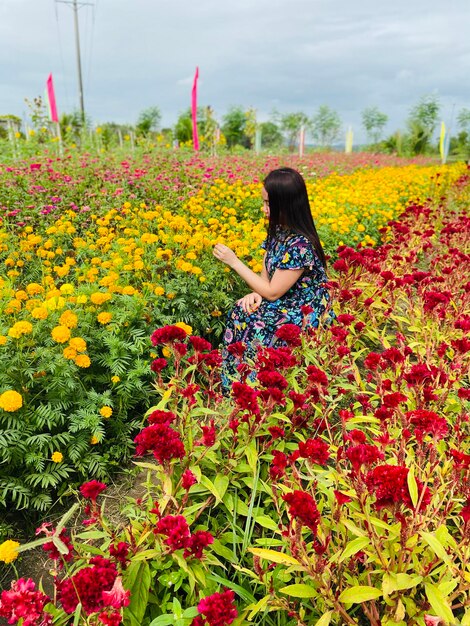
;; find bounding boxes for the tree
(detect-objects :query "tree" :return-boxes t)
[457,108,470,135]
[406,95,440,154]
[136,106,161,136]
[222,107,249,148]
[174,109,193,144]
[311,105,342,148]
[279,112,310,152]
[259,121,283,149]
[361,106,388,144]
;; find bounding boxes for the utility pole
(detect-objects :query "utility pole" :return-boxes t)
[56,0,93,121]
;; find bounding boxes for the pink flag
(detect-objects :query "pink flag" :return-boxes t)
[191,67,199,151]
[46,74,59,123]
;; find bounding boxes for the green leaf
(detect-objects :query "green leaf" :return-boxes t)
[339,586,382,604]
[424,583,454,624]
[407,467,418,508]
[249,548,301,566]
[245,439,258,473]
[149,616,175,626]
[461,608,470,626]
[123,561,151,626]
[420,531,452,566]
[337,537,370,563]
[247,595,270,620]
[200,475,225,503]
[314,612,333,626]
[254,515,279,531]
[213,475,229,502]
[279,584,317,598]
[73,603,82,626]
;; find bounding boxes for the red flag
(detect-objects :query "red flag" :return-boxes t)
[191,67,199,151]
[46,74,59,123]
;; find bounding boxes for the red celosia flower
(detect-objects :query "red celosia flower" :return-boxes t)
[184,530,214,559]
[337,345,351,357]
[200,421,216,447]
[134,423,185,464]
[288,390,308,409]
[382,392,408,408]
[199,350,223,368]
[150,358,168,373]
[282,490,320,533]
[182,469,197,490]
[330,325,349,342]
[380,347,405,367]
[460,499,470,524]
[354,321,366,332]
[226,342,246,359]
[345,429,367,444]
[364,352,382,371]
[423,290,452,312]
[257,370,288,389]
[57,556,117,614]
[274,323,302,347]
[0,578,51,626]
[452,338,470,354]
[365,464,431,511]
[101,576,130,609]
[197,589,238,626]
[257,346,297,370]
[403,363,447,386]
[146,409,176,425]
[346,444,384,472]
[98,610,122,626]
[306,365,328,386]
[270,450,288,480]
[334,490,352,505]
[450,449,470,469]
[80,480,107,502]
[190,336,212,352]
[406,410,448,442]
[455,315,470,331]
[109,542,130,568]
[155,515,191,551]
[41,528,74,565]
[231,382,260,414]
[268,426,285,440]
[458,388,470,400]
[301,304,314,315]
[297,438,330,465]
[336,313,356,326]
[150,325,188,346]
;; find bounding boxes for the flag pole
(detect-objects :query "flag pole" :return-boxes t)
[191,67,200,151]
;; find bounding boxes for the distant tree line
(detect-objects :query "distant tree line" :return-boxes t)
[3,94,470,160]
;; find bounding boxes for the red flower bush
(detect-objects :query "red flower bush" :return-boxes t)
[282,490,321,533]
[57,556,118,614]
[0,579,51,626]
[196,589,238,626]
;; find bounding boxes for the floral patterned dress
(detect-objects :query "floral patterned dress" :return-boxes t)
[221,226,333,388]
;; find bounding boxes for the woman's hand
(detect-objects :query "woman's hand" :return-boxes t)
[237,292,263,314]
[213,243,238,268]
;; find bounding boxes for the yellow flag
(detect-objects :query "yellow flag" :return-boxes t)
[439,122,446,161]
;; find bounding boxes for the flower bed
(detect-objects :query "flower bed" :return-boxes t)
[1,169,469,625]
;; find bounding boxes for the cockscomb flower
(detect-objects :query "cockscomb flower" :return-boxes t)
[134,423,185,465]
[196,589,238,626]
[346,444,384,472]
[150,325,188,346]
[274,324,302,347]
[80,480,107,502]
[297,438,330,466]
[57,556,118,614]
[282,490,320,534]
[155,515,191,551]
[0,578,51,626]
[365,464,431,511]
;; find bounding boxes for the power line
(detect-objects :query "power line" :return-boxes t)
[53,0,70,110]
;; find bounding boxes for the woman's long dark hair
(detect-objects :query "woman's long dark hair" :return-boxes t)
[263,167,327,268]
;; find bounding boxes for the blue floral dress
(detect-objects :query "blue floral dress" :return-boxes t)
[221,226,333,388]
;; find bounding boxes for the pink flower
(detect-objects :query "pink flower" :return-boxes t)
[0,579,50,626]
[102,577,130,609]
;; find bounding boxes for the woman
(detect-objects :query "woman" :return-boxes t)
[213,167,332,388]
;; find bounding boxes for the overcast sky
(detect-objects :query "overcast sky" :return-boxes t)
[1,0,469,142]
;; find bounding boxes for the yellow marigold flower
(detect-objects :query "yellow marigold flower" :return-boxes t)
[90,435,99,445]
[63,346,77,360]
[154,286,165,296]
[100,406,113,418]
[51,451,63,463]
[31,306,49,320]
[26,283,44,296]
[45,296,65,311]
[5,300,21,314]
[211,310,222,317]
[60,283,74,294]
[97,312,112,324]
[0,390,23,412]
[111,375,120,384]
[122,285,136,296]
[0,540,20,564]
[90,292,111,305]
[162,347,172,358]
[76,294,88,304]
[69,337,87,352]
[51,325,71,343]
[174,321,192,335]
[59,311,78,328]
[15,290,28,301]
[75,354,91,368]
[8,321,33,338]
[0,336,7,346]
[167,292,176,300]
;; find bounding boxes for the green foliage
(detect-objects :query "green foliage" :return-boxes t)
[136,107,162,136]
[361,106,388,145]
[279,112,310,152]
[311,105,342,148]
[222,107,251,149]
[405,95,440,155]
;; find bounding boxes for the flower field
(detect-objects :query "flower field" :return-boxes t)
[0,151,469,626]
